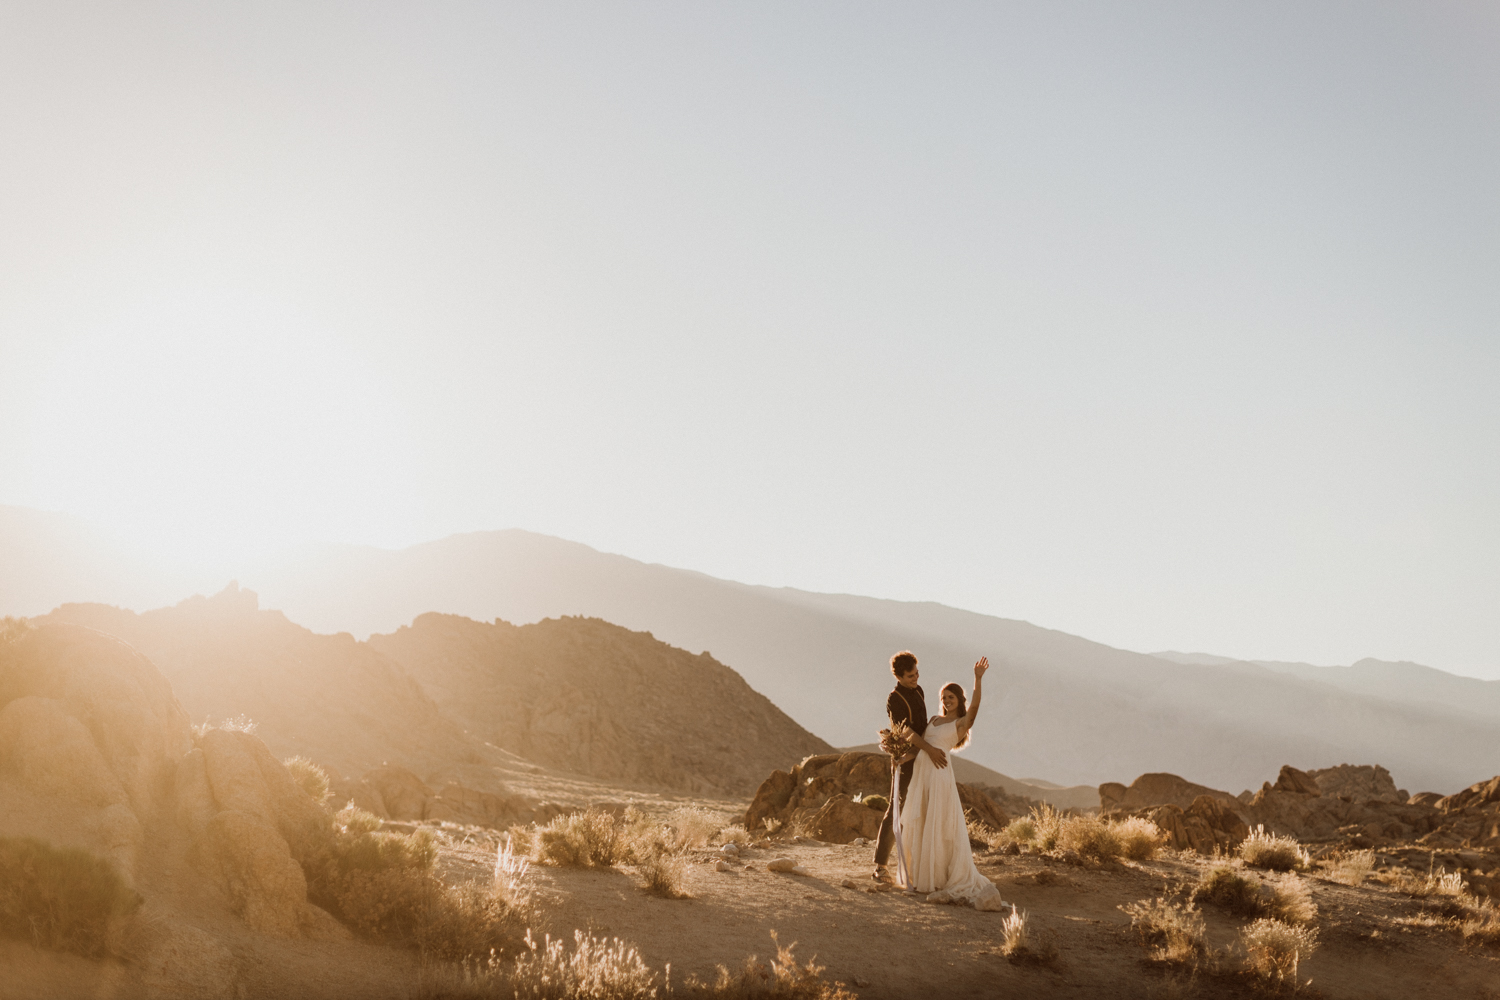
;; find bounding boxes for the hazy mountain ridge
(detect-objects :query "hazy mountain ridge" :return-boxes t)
[1153,650,1500,720]
[7,512,1499,794]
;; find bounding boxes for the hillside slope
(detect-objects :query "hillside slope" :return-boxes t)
[368,613,833,797]
[235,530,1500,793]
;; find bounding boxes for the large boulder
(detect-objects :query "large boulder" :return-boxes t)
[1099,773,1239,811]
[1307,764,1402,803]
[744,751,1009,845]
[1273,765,1322,796]
[201,810,311,937]
[1435,776,1500,814]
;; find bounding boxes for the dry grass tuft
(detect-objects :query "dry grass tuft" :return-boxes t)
[294,805,523,960]
[998,908,1058,966]
[493,839,530,896]
[1112,816,1166,861]
[635,835,691,899]
[0,837,141,958]
[1122,897,1207,967]
[1383,860,1468,899]
[717,826,752,847]
[1054,813,1163,862]
[1240,918,1318,987]
[1265,875,1318,927]
[665,807,721,851]
[1192,864,1264,917]
[1239,826,1308,872]
[683,931,857,998]
[509,929,661,999]
[534,809,630,868]
[1324,849,1374,887]
[1461,903,1500,949]
[860,794,889,814]
[283,755,331,805]
[999,817,1037,845]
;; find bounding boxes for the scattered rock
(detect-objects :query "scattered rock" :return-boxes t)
[841,878,862,890]
[766,857,810,875]
[715,860,735,872]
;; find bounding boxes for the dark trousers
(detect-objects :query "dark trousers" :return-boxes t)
[873,757,915,867]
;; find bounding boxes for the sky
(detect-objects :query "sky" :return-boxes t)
[2,2,1497,677]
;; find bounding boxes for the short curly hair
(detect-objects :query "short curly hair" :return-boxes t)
[890,650,918,678]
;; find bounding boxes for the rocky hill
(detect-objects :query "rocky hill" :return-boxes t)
[368,612,833,797]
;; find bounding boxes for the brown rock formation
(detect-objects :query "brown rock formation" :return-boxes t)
[1306,764,1402,803]
[1098,772,1239,812]
[369,613,834,797]
[1272,765,1322,796]
[744,751,1008,845]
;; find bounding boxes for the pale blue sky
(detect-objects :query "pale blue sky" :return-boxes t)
[2,2,1497,676]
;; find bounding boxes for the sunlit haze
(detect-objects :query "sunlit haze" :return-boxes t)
[3,3,1497,677]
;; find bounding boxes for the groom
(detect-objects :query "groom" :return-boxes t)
[873,649,948,884]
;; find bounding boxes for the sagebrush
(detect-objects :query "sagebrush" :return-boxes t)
[1239,826,1307,871]
[1122,897,1206,966]
[1241,918,1318,986]
[0,837,140,958]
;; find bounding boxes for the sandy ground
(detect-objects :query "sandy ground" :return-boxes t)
[5,819,1498,1000]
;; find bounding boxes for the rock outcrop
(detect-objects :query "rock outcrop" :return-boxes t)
[0,620,352,998]
[744,752,1009,845]
[1099,772,1239,812]
[370,613,835,796]
[1101,762,1500,853]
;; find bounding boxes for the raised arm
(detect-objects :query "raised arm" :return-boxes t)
[958,656,989,739]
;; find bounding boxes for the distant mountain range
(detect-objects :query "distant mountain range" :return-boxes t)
[5,507,1498,794]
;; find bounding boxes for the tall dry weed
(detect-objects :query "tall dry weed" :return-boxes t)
[1122,898,1207,967]
[283,755,331,804]
[1241,918,1318,987]
[1325,849,1374,887]
[1239,826,1308,872]
[682,931,857,999]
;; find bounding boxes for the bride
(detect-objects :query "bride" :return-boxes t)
[891,656,1008,911]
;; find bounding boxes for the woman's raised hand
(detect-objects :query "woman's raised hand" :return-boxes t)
[974,655,990,678]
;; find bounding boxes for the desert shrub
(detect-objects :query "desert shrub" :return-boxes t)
[1265,876,1318,927]
[1325,849,1374,887]
[1112,816,1164,861]
[861,794,889,813]
[534,810,629,868]
[293,806,522,960]
[1241,918,1318,986]
[1000,817,1037,845]
[283,755,331,805]
[1462,903,1500,949]
[512,929,660,1000]
[635,835,690,899]
[1384,863,1468,899]
[682,931,857,999]
[1122,898,1207,966]
[1192,864,1264,917]
[1036,813,1163,862]
[717,826,752,847]
[761,817,783,835]
[505,824,534,857]
[1239,826,1308,872]
[997,908,1057,966]
[1028,804,1063,851]
[665,807,721,851]
[0,837,140,958]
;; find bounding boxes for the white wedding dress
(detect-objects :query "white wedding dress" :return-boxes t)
[892,717,1008,911]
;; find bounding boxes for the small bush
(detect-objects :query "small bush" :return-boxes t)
[284,755,331,804]
[1265,876,1317,927]
[294,806,521,960]
[535,810,629,868]
[1112,816,1164,861]
[1241,918,1318,986]
[0,837,141,958]
[861,794,889,813]
[510,929,660,1000]
[1325,849,1374,887]
[1240,826,1308,872]
[1028,805,1063,851]
[1385,863,1468,898]
[1462,903,1500,949]
[718,826,752,847]
[1192,864,1264,917]
[665,807,721,851]
[682,931,857,999]
[1000,817,1037,845]
[1122,898,1206,966]
[636,836,690,899]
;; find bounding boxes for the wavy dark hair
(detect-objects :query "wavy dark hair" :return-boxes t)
[941,682,971,749]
